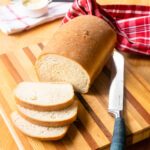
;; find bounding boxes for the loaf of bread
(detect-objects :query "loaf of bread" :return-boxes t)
[35,15,116,93]
[17,100,78,127]
[11,112,69,140]
[14,82,74,111]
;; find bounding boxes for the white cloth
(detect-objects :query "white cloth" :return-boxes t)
[0,2,72,34]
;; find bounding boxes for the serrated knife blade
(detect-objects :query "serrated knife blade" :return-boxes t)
[108,51,124,113]
[108,51,126,150]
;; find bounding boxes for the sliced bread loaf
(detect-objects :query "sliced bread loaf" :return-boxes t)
[17,100,78,127]
[11,112,69,140]
[35,15,116,93]
[14,82,74,111]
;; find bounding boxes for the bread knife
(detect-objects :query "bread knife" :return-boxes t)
[108,51,126,150]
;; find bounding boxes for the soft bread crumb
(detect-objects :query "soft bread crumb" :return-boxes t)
[11,112,68,138]
[17,100,78,122]
[36,55,90,93]
[14,82,74,106]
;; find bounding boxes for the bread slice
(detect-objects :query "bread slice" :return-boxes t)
[11,112,69,140]
[35,15,116,93]
[17,100,78,127]
[14,82,74,111]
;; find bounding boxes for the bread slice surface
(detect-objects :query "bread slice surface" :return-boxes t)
[11,112,69,140]
[14,82,74,110]
[36,55,90,93]
[17,100,78,126]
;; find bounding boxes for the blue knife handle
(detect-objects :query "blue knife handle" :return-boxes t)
[110,117,126,150]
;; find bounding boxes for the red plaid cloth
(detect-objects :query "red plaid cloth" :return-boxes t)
[62,0,150,55]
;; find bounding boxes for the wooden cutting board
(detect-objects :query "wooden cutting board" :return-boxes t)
[0,43,149,150]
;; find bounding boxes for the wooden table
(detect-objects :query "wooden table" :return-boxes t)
[0,0,150,150]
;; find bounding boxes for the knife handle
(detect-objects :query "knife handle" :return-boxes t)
[110,117,126,150]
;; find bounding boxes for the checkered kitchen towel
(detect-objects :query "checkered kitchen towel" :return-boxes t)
[63,0,150,55]
[0,2,72,34]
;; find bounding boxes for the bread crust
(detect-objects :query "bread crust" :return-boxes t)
[15,95,74,111]
[36,15,116,90]
[17,101,78,127]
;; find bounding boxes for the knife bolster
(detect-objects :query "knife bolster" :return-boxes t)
[109,110,123,118]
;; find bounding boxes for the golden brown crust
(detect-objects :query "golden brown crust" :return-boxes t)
[37,15,116,87]
[15,95,74,111]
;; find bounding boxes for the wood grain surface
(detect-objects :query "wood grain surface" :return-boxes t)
[0,43,149,150]
[0,0,150,150]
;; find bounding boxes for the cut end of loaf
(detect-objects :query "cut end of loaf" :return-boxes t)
[14,82,74,110]
[35,54,90,93]
[11,112,69,140]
